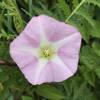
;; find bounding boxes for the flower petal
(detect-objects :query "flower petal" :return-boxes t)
[58,32,81,73]
[11,47,39,57]
[24,16,49,45]
[21,58,38,84]
[11,33,39,49]
[34,62,54,84]
[50,56,73,81]
[38,15,79,42]
[10,33,39,69]
[21,59,48,85]
[33,59,48,84]
[10,15,49,69]
[10,48,38,69]
[52,32,81,51]
[36,56,73,84]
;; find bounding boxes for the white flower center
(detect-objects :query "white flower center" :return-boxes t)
[39,45,55,59]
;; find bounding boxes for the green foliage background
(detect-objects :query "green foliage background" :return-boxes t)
[0,0,100,100]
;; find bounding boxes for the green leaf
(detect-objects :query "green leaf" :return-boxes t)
[4,66,28,92]
[0,0,24,33]
[63,76,97,100]
[80,65,95,86]
[13,16,24,33]
[32,2,55,18]
[28,0,33,18]
[0,29,15,40]
[72,0,79,8]
[0,83,3,93]
[57,0,71,17]
[92,41,100,79]
[0,71,9,82]
[8,95,14,100]
[95,67,100,79]
[92,42,100,56]
[76,4,100,38]
[86,0,100,8]
[65,0,100,41]
[66,3,96,42]
[66,0,86,21]
[69,15,90,43]
[80,46,100,69]
[89,22,100,38]
[0,42,10,61]
[22,96,33,100]
[66,0,100,21]
[35,85,65,100]
[76,5,95,28]
[0,88,10,100]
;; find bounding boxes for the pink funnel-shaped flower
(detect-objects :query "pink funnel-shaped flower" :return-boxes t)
[10,15,82,85]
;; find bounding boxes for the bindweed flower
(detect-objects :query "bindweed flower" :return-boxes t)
[10,15,82,85]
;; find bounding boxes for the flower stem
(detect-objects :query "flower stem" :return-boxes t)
[65,0,86,22]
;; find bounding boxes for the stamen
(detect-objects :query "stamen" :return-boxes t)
[39,45,55,59]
